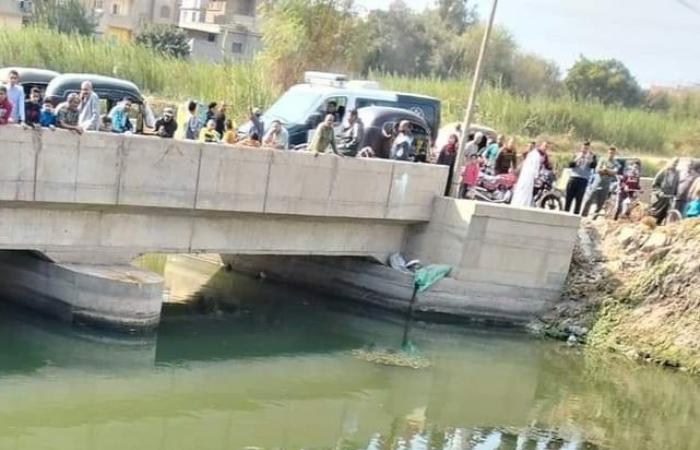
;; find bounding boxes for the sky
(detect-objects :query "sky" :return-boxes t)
[355,0,700,87]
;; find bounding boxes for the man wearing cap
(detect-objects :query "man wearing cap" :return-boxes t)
[154,107,178,138]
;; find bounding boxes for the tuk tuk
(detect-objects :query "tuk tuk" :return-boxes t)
[0,67,61,97]
[44,73,155,132]
[355,106,432,160]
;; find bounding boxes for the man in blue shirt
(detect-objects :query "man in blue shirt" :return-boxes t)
[582,146,622,217]
[5,70,25,124]
[108,99,134,133]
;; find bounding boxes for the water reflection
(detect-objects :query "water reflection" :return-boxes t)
[0,254,697,450]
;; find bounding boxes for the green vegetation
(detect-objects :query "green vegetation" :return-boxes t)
[565,57,643,107]
[1,26,698,159]
[0,27,276,118]
[377,74,700,157]
[32,0,97,36]
[134,25,191,60]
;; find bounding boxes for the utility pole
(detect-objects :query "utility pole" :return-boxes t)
[451,0,499,197]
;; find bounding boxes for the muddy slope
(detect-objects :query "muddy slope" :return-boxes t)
[537,218,700,373]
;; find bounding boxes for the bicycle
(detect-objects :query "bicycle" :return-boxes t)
[595,188,644,222]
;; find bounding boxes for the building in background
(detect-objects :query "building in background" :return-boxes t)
[0,0,31,29]
[82,0,180,41]
[178,0,260,62]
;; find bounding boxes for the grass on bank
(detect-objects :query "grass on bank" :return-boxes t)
[2,27,698,160]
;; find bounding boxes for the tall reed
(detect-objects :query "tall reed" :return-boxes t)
[2,27,698,156]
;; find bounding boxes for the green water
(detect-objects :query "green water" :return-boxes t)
[0,255,698,450]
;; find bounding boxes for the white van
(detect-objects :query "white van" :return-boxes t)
[256,72,442,146]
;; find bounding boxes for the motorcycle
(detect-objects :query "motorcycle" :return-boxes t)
[533,170,564,211]
[470,172,516,204]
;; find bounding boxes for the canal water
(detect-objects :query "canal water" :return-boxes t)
[0,255,698,450]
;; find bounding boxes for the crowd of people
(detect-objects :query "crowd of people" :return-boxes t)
[561,140,700,222]
[434,130,553,206]
[434,129,700,221]
[2,70,699,221]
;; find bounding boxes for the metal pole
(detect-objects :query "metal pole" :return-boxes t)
[451,0,499,197]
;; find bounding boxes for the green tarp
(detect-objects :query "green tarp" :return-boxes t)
[413,265,452,293]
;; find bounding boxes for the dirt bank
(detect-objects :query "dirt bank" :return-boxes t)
[535,217,700,373]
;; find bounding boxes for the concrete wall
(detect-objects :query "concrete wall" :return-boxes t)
[0,126,445,222]
[0,205,408,263]
[0,251,163,330]
[0,126,446,262]
[406,199,580,302]
[227,199,580,325]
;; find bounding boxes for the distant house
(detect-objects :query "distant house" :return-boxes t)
[0,0,31,29]
[80,0,180,41]
[178,0,260,62]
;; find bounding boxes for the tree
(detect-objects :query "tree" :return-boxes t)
[360,6,435,77]
[259,0,361,87]
[509,53,562,97]
[135,25,191,59]
[33,0,97,36]
[437,0,477,34]
[565,57,643,106]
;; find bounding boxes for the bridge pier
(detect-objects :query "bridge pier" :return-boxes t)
[225,199,581,326]
[0,251,163,332]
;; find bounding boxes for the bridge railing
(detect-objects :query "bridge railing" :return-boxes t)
[0,126,447,222]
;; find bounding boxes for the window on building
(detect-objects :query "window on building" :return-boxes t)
[111,3,120,14]
[236,0,255,16]
[207,33,217,43]
[231,42,243,54]
[160,5,171,19]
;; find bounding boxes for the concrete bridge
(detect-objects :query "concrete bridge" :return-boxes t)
[0,126,580,331]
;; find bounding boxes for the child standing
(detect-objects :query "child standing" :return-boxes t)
[0,86,13,125]
[40,98,57,129]
[460,153,480,198]
[24,88,42,127]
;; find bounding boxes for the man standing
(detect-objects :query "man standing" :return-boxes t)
[648,158,680,224]
[308,114,340,156]
[262,119,289,150]
[154,108,178,138]
[245,107,264,141]
[339,109,364,156]
[494,138,518,175]
[325,100,341,123]
[5,70,24,124]
[214,103,227,137]
[483,134,504,172]
[582,146,621,216]
[108,98,134,134]
[677,163,699,217]
[390,120,414,161]
[24,87,42,127]
[184,101,202,140]
[464,132,484,157]
[56,93,83,134]
[565,141,597,215]
[79,81,100,131]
